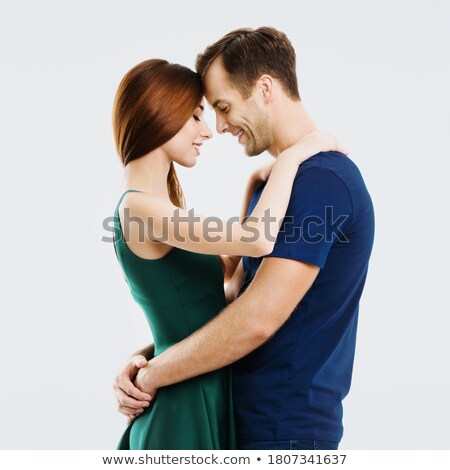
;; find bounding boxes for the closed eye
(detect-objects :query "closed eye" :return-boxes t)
[193,105,205,122]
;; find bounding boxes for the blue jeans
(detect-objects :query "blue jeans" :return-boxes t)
[238,438,339,450]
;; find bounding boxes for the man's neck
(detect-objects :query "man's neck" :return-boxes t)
[268,101,318,157]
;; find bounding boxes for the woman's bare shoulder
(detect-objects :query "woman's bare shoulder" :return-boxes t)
[118,191,174,259]
[119,190,173,218]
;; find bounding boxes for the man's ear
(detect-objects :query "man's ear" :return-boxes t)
[257,75,274,103]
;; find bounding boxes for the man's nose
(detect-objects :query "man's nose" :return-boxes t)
[216,115,228,134]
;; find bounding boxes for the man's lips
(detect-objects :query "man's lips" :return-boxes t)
[232,129,245,143]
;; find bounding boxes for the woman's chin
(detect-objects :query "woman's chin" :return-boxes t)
[181,159,198,169]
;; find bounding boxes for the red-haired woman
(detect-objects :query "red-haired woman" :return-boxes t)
[111,59,344,449]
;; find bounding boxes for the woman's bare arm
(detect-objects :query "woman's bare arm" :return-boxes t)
[122,132,345,257]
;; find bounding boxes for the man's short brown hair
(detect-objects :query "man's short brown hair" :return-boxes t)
[196,26,300,101]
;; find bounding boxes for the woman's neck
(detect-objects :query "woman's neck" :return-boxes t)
[121,149,171,198]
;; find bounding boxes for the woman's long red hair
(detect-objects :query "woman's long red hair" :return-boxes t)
[112,59,203,208]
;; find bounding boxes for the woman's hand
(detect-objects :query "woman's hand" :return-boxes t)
[224,259,245,304]
[225,278,240,304]
[280,131,348,165]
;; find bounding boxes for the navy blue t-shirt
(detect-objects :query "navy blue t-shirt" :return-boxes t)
[233,151,375,442]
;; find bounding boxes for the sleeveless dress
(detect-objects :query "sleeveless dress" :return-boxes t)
[113,190,236,450]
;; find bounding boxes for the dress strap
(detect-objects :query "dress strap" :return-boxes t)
[116,189,144,210]
[112,190,144,261]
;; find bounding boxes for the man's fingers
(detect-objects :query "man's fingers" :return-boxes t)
[116,356,152,401]
[119,373,152,401]
[113,355,153,420]
[118,404,145,416]
[113,354,152,419]
[119,356,147,383]
[131,355,148,368]
[122,361,139,378]
[115,369,152,401]
[115,386,151,409]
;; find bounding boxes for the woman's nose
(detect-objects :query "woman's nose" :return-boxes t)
[202,121,213,139]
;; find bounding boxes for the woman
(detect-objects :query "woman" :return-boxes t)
[112,59,344,449]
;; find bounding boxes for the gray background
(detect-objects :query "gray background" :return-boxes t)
[1,0,449,449]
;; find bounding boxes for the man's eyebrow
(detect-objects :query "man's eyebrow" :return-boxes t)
[199,104,204,111]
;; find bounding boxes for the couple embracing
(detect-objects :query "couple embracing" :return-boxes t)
[110,26,374,450]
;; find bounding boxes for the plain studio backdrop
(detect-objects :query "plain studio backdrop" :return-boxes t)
[0,0,449,450]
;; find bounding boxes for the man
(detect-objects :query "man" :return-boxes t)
[114,27,374,450]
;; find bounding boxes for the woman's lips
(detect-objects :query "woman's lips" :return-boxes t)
[193,143,202,155]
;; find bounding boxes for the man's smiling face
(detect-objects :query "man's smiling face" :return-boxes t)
[203,58,273,157]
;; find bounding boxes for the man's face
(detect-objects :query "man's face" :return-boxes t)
[203,59,272,156]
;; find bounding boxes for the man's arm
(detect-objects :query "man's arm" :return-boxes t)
[135,257,320,393]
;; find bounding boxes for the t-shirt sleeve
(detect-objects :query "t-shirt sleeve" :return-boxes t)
[265,166,353,268]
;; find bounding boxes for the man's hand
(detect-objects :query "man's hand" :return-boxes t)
[134,361,159,398]
[114,355,154,424]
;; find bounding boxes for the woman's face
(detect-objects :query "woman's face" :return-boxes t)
[161,102,212,167]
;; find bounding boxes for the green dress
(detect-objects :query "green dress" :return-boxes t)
[113,190,236,450]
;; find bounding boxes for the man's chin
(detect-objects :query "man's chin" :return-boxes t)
[244,143,266,157]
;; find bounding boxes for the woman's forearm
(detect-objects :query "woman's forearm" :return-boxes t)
[240,173,264,222]
[243,154,302,248]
